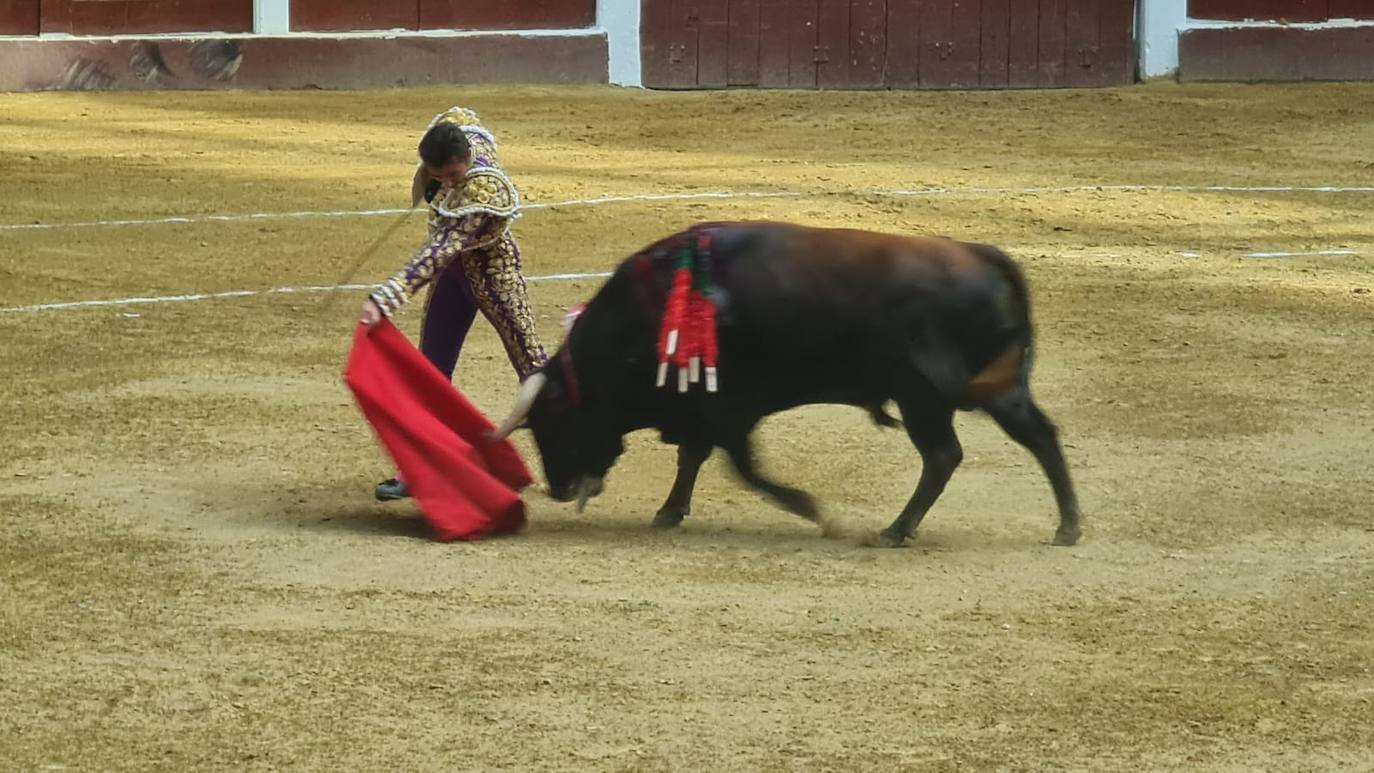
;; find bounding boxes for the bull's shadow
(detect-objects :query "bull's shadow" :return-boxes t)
[518,499,1052,555]
[207,464,1053,552]
[237,485,1056,554]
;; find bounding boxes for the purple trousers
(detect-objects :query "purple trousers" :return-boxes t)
[417,233,547,382]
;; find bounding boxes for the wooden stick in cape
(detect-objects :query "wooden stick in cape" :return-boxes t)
[318,206,416,316]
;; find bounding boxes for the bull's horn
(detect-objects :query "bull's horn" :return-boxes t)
[575,480,594,514]
[491,372,547,440]
[574,476,603,514]
[410,163,430,208]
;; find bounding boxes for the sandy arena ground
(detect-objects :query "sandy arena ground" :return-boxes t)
[1,83,1372,770]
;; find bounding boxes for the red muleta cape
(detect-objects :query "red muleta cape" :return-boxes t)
[343,320,531,541]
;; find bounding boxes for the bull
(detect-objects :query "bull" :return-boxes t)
[493,221,1082,548]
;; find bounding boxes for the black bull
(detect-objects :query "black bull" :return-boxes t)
[493,222,1082,547]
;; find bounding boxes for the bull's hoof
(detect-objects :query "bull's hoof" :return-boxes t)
[1053,527,1081,546]
[877,529,908,548]
[652,508,687,529]
[782,491,821,522]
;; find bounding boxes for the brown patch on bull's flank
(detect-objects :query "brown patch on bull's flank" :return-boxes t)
[968,345,1024,400]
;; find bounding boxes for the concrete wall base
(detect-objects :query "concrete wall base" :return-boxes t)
[0,32,608,92]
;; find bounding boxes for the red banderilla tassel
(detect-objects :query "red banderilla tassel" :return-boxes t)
[701,291,719,393]
[693,231,720,394]
[657,247,693,388]
[677,290,703,393]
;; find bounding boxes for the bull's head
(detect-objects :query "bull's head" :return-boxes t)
[491,352,625,512]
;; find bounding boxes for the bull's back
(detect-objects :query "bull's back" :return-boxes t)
[703,222,1030,404]
[713,222,1013,330]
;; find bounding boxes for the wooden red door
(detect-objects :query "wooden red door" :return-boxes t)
[641,0,696,87]
[727,0,761,85]
[757,0,790,86]
[1063,0,1137,87]
[694,0,730,86]
[641,0,1137,90]
[848,0,886,88]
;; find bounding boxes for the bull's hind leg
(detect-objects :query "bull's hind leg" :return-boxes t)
[984,390,1082,546]
[653,443,712,528]
[722,436,820,522]
[879,401,963,548]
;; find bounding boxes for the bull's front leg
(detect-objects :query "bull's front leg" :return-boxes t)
[653,443,712,528]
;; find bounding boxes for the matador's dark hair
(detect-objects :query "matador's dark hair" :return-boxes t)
[418,122,472,169]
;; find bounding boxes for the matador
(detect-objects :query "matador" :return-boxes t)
[361,106,548,501]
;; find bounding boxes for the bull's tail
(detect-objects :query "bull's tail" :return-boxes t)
[966,244,1036,400]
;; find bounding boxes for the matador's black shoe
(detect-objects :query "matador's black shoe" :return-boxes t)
[375,477,410,502]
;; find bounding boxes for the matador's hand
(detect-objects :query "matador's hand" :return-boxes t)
[360,298,385,329]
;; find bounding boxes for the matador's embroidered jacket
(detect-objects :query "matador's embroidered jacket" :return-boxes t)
[370,107,546,378]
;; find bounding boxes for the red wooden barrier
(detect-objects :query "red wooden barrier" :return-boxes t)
[420,0,594,30]
[40,0,251,35]
[291,0,594,32]
[1189,0,1374,21]
[291,0,417,33]
[1328,0,1374,19]
[0,0,39,34]
[1189,0,1328,21]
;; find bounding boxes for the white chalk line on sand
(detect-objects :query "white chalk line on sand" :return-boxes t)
[3,182,1369,315]
[7,242,1364,314]
[0,273,616,314]
[5,183,1374,233]
[1247,249,1360,259]
[1177,248,1362,259]
[1,191,799,232]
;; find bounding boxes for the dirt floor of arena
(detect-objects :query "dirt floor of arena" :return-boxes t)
[2,82,1372,770]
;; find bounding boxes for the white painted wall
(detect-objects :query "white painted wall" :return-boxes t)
[253,0,290,34]
[597,0,642,87]
[1138,0,1187,78]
